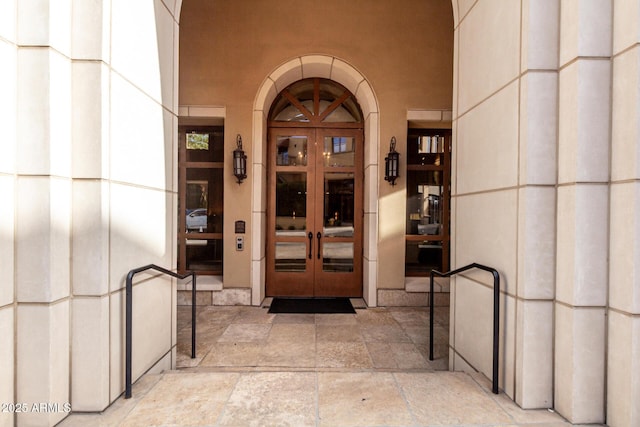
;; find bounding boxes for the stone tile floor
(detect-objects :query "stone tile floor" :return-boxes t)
[60,302,596,426]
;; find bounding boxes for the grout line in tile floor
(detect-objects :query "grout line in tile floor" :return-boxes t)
[58,305,592,427]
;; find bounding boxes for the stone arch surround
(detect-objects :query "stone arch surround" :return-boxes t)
[250,55,380,306]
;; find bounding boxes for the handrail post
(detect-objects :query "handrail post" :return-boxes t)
[191,272,196,358]
[124,265,196,399]
[428,263,500,394]
[125,272,133,399]
[429,270,435,360]
[492,269,500,395]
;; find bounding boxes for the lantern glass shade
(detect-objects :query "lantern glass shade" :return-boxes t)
[385,151,399,185]
[233,149,247,183]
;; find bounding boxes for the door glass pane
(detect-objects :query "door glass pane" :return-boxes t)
[323,136,355,167]
[405,240,442,275]
[271,80,315,122]
[276,136,308,166]
[186,168,223,233]
[276,172,307,234]
[323,242,354,272]
[185,239,223,271]
[323,106,357,123]
[275,242,306,272]
[273,102,310,122]
[268,78,363,123]
[406,170,443,235]
[323,173,354,237]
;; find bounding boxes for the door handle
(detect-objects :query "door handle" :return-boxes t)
[308,232,313,259]
[317,232,322,259]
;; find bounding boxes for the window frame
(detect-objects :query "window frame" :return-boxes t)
[405,128,452,276]
[178,125,224,275]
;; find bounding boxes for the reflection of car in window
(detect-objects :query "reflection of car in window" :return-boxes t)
[186,208,207,231]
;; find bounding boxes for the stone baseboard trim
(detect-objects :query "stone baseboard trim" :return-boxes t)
[377,289,450,307]
[177,288,252,306]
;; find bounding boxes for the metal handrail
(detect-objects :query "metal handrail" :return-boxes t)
[125,264,197,399]
[429,263,500,394]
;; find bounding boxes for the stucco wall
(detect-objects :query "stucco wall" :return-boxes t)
[178,0,455,290]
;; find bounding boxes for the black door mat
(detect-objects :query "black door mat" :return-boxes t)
[268,297,356,314]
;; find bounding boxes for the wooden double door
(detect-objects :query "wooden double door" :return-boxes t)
[266,127,363,297]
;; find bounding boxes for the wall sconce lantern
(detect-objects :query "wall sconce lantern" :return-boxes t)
[384,136,399,185]
[233,134,247,184]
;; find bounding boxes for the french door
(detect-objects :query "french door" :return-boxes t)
[266,127,363,297]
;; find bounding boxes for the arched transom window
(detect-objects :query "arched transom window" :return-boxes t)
[269,78,363,127]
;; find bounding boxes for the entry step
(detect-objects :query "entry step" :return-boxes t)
[405,277,450,293]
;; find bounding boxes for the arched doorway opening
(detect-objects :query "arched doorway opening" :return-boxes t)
[266,78,364,297]
[250,55,380,306]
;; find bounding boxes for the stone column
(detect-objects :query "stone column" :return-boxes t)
[555,0,611,423]
[515,0,559,409]
[608,1,640,426]
[15,0,73,425]
[451,0,521,398]
[105,0,179,403]
[69,0,112,411]
[0,1,17,426]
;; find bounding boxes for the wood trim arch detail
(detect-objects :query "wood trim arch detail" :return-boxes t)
[250,55,380,306]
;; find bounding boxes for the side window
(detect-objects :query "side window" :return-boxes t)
[178,126,224,274]
[405,129,451,275]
